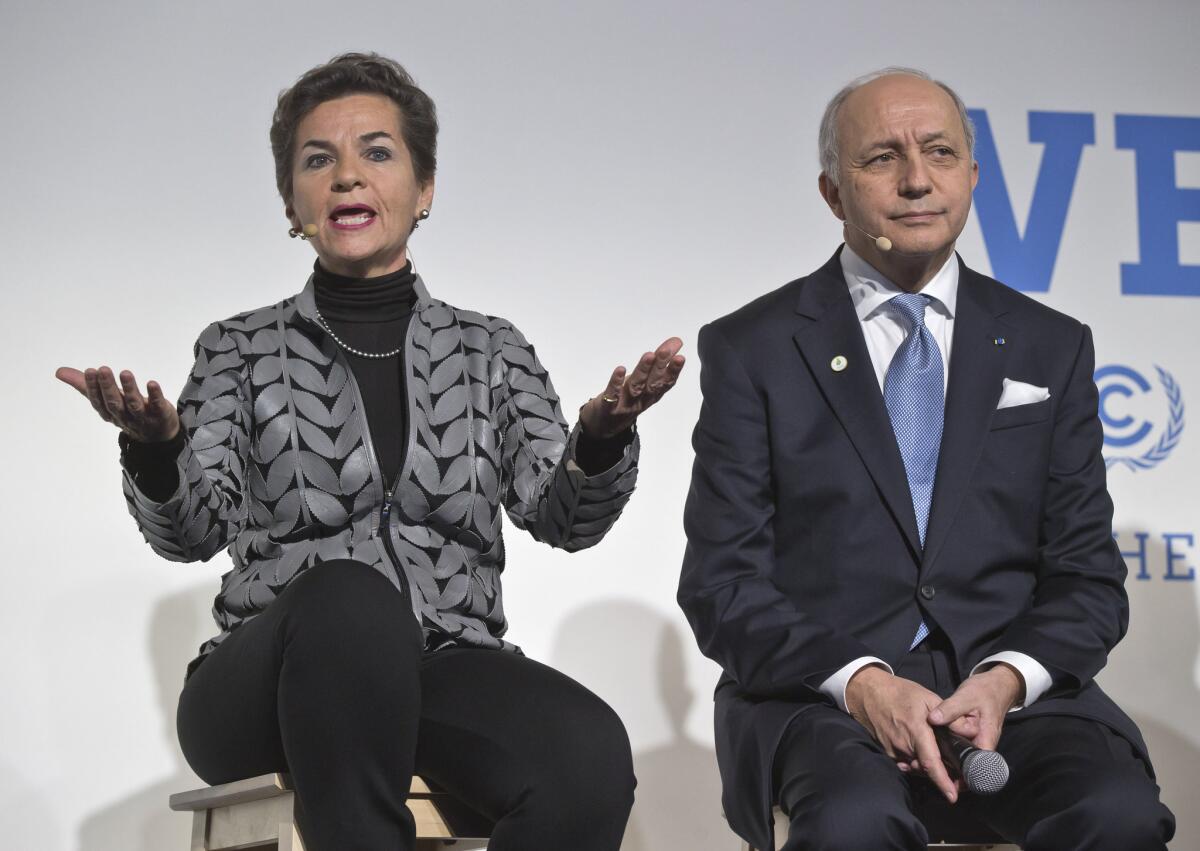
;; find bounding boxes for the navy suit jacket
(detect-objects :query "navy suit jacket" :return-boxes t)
[678,249,1147,851]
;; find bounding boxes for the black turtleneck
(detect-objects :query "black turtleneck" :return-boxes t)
[314,260,416,487]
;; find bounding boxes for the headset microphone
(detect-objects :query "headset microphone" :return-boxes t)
[844,220,892,252]
[302,224,319,238]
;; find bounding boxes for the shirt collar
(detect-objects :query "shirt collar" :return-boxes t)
[839,244,959,322]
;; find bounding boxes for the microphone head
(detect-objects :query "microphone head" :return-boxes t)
[843,219,892,253]
[961,749,1009,795]
[302,223,319,238]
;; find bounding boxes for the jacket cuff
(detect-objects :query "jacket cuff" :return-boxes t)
[119,430,187,504]
[565,421,639,488]
[573,425,635,476]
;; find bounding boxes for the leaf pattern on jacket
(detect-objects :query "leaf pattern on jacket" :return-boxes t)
[120,275,640,661]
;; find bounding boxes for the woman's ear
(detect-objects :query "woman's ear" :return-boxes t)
[418,178,436,216]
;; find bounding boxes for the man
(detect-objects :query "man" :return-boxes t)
[678,68,1175,850]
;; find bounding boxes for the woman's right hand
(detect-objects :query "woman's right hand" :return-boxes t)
[55,366,180,443]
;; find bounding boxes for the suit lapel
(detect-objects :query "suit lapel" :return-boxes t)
[921,262,1012,574]
[793,253,922,559]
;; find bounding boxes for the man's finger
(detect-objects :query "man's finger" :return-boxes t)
[915,727,957,803]
[974,717,1004,752]
[930,692,973,727]
[949,716,978,739]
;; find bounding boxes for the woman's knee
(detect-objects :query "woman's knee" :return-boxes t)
[578,700,637,803]
[528,692,636,817]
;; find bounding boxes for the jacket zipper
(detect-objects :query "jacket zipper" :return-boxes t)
[300,281,425,607]
[378,308,420,599]
[379,483,403,593]
[320,314,419,606]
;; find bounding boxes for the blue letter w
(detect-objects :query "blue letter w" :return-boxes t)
[970,110,1095,292]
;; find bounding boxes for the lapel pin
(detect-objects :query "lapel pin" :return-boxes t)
[993,337,1006,346]
[831,355,848,372]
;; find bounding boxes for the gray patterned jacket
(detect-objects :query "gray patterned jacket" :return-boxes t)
[121,275,640,662]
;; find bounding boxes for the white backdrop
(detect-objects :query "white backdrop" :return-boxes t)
[4,1,1198,848]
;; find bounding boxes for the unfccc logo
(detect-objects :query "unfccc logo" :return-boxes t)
[1095,365,1185,472]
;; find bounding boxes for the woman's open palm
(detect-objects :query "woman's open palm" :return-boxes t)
[56,366,180,443]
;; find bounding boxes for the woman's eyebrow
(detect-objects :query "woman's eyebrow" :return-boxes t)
[300,132,395,152]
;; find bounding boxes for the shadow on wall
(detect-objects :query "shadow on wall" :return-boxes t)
[78,584,211,851]
[551,599,729,851]
[1102,529,1200,849]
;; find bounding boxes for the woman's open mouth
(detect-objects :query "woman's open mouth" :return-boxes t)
[329,205,377,230]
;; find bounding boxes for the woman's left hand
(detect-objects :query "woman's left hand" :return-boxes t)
[578,337,685,439]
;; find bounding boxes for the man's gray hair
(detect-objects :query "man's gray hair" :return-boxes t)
[818,67,976,185]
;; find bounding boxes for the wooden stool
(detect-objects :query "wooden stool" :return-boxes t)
[169,772,492,850]
[738,806,1020,850]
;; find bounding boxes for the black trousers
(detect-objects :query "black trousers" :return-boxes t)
[177,559,636,851]
[772,636,1175,851]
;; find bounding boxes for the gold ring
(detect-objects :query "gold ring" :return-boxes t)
[601,394,619,403]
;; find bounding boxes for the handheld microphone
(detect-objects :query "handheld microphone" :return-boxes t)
[933,727,1009,795]
[844,220,892,252]
[302,223,319,238]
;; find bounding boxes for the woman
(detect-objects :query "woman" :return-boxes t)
[56,52,683,851]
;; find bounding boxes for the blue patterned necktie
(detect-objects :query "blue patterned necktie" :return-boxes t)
[883,293,944,649]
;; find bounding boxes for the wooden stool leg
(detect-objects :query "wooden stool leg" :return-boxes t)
[189,811,207,851]
[276,822,304,851]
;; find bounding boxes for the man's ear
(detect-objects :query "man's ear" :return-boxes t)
[818,172,844,220]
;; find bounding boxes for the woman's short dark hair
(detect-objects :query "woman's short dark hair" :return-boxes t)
[270,52,438,205]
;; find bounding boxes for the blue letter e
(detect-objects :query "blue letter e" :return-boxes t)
[1116,115,1200,297]
[970,110,1095,293]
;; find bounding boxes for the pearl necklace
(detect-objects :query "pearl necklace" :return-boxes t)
[313,306,403,359]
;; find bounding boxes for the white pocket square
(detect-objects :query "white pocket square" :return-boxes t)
[997,378,1050,409]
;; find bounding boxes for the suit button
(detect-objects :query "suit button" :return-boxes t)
[919,585,936,600]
